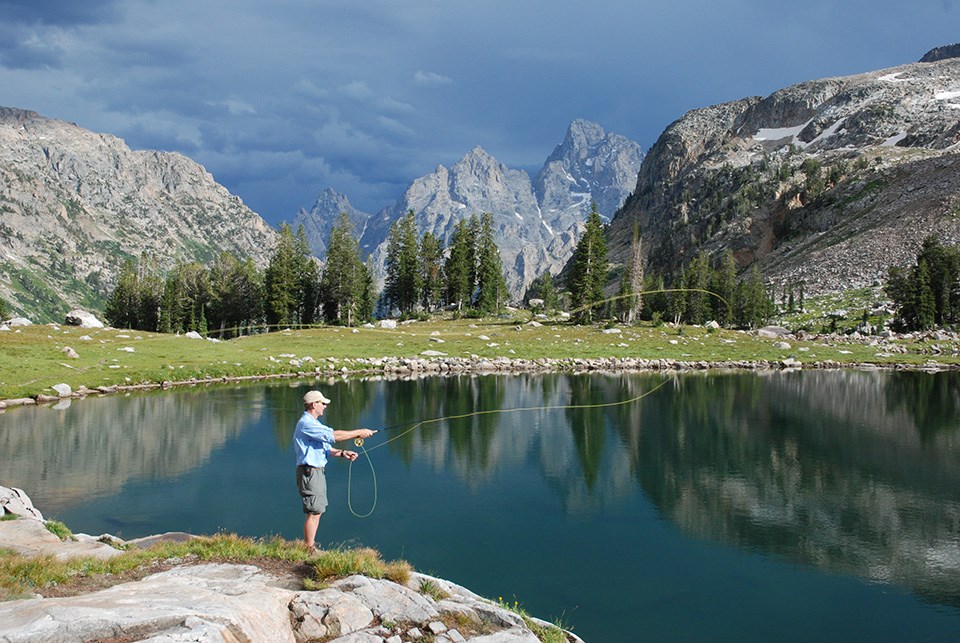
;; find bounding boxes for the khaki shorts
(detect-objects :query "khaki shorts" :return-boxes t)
[296,464,328,515]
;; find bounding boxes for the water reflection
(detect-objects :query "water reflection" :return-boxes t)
[1,370,958,614]
[629,370,960,608]
[0,386,267,513]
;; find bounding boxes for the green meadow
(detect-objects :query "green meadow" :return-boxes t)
[2,316,957,401]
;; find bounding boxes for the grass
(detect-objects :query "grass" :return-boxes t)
[498,596,572,643]
[0,533,405,601]
[2,313,958,401]
[306,546,412,588]
[43,520,74,541]
[774,286,889,334]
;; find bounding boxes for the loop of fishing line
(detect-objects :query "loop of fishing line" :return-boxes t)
[344,375,674,518]
[346,442,377,518]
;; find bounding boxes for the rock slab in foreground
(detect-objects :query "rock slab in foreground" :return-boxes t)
[0,486,582,642]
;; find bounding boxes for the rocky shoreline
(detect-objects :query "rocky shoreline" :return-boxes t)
[3,349,958,411]
[0,487,581,642]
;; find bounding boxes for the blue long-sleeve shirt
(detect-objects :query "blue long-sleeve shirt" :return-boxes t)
[293,412,335,468]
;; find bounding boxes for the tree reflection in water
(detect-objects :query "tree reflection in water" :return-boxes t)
[1,369,958,612]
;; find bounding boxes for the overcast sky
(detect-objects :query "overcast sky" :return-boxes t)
[1,0,956,224]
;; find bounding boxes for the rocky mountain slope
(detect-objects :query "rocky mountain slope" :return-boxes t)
[292,187,371,258]
[297,119,643,295]
[0,108,277,322]
[607,49,960,295]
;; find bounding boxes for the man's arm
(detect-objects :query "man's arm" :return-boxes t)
[332,428,376,442]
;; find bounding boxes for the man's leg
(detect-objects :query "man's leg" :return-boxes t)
[304,512,322,551]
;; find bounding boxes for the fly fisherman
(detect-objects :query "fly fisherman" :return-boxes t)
[295,390,376,553]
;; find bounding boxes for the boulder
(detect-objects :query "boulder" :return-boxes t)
[61,346,80,359]
[378,319,398,329]
[0,487,44,520]
[0,564,296,641]
[64,310,104,328]
[757,325,792,338]
[51,383,72,398]
[6,317,31,327]
[289,588,374,640]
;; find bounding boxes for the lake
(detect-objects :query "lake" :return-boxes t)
[2,369,959,641]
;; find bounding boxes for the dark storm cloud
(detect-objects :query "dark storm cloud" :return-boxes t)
[0,0,122,25]
[0,0,956,219]
[0,0,122,68]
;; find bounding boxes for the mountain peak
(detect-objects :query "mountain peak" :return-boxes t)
[920,43,960,63]
[564,119,607,147]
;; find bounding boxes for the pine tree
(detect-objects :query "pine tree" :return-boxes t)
[568,204,608,323]
[356,259,376,324]
[161,262,210,334]
[627,225,644,323]
[295,225,321,327]
[713,249,737,327]
[916,260,936,331]
[105,258,141,329]
[384,211,422,316]
[264,224,300,328]
[475,213,508,314]
[683,252,711,325]
[444,217,475,311]
[207,251,262,337]
[736,265,770,329]
[420,231,445,312]
[641,274,668,322]
[137,274,164,332]
[320,213,367,325]
[886,236,960,330]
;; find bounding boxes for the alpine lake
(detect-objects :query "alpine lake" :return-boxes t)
[2,369,959,642]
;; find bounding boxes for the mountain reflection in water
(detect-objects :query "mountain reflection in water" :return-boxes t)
[1,369,958,636]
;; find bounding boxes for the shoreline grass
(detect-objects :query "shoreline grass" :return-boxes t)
[1,315,958,401]
[0,533,405,601]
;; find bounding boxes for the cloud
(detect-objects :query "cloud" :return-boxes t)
[2,0,958,221]
[0,25,64,69]
[0,0,122,69]
[414,70,453,86]
[340,80,374,100]
[0,0,122,27]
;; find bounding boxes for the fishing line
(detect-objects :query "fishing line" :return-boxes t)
[344,374,674,517]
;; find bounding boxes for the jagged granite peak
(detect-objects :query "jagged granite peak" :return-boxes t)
[360,145,552,294]
[342,122,643,296]
[607,56,960,295]
[534,118,645,228]
[291,187,370,258]
[0,107,277,321]
[920,43,960,63]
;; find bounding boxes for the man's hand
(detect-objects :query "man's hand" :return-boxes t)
[341,450,359,461]
[356,428,376,439]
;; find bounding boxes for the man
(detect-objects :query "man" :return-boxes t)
[294,389,376,552]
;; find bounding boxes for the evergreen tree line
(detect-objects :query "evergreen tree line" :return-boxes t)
[527,205,776,329]
[885,236,960,331]
[103,210,510,334]
[104,215,376,335]
[382,211,508,317]
[104,203,776,335]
